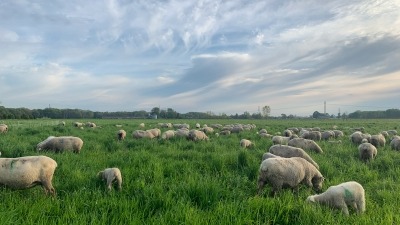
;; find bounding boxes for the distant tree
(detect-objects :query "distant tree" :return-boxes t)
[281,114,287,119]
[151,107,160,116]
[312,111,320,118]
[262,105,271,118]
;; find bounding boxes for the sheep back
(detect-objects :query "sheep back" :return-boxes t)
[269,145,319,169]
[288,138,323,153]
[37,136,84,153]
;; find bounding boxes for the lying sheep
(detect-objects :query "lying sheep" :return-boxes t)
[306,181,365,215]
[132,130,155,139]
[240,139,253,148]
[358,142,377,162]
[0,124,8,133]
[0,155,57,195]
[390,136,400,150]
[269,145,319,169]
[187,130,209,141]
[258,157,324,196]
[370,133,386,148]
[350,131,371,145]
[37,136,84,153]
[117,130,127,141]
[288,138,323,153]
[97,168,122,191]
[161,130,176,140]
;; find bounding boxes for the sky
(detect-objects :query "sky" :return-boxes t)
[1,0,400,117]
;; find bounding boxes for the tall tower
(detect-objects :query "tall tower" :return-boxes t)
[324,101,326,114]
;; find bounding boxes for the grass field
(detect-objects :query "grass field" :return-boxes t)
[0,118,399,225]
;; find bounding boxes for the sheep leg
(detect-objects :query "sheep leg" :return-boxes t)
[341,205,349,216]
[117,177,122,191]
[41,181,56,196]
[106,178,114,191]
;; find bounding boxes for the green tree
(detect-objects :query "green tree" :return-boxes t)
[262,105,271,118]
[151,107,160,116]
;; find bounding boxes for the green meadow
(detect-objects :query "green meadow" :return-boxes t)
[0,119,399,225]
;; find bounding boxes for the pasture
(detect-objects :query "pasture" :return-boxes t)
[0,118,399,224]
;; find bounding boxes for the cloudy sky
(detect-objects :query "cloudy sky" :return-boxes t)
[1,0,399,116]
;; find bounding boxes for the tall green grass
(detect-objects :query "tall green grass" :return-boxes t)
[0,119,399,224]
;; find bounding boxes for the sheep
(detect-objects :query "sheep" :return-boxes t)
[220,130,231,135]
[301,131,322,141]
[0,124,8,133]
[59,121,65,126]
[146,128,161,138]
[86,122,96,128]
[387,130,397,136]
[261,153,281,161]
[321,131,335,140]
[380,131,389,138]
[390,136,400,150]
[73,122,84,127]
[328,140,342,144]
[187,129,209,141]
[195,123,201,129]
[117,129,126,141]
[37,136,84,153]
[272,135,293,145]
[139,123,145,128]
[175,128,189,138]
[0,156,57,195]
[97,168,122,191]
[257,157,324,196]
[283,129,292,137]
[306,181,365,215]
[350,131,371,145]
[288,138,323,153]
[132,130,155,139]
[259,133,272,138]
[333,130,344,138]
[358,142,377,162]
[259,129,268,134]
[240,139,253,148]
[202,126,214,134]
[287,127,300,134]
[161,130,176,140]
[269,145,319,169]
[370,133,386,148]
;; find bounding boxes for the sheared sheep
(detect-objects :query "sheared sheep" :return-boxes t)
[358,142,377,162]
[390,136,400,150]
[0,124,8,133]
[288,138,323,153]
[269,145,319,169]
[37,136,84,153]
[187,129,209,141]
[117,130,126,141]
[97,168,122,191]
[370,133,386,148]
[240,139,253,148]
[301,131,322,141]
[258,157,324,196]
[0,155,57,195]
[161,130,175,140]
[132,130,155,139]
[147,128,161,138]
[306,181,365,215]
[350,131,371,145]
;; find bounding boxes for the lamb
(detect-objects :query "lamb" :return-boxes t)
[370,133,386,148]
[240,139,253,148]
[0,155,57,195]
[132,130,155,139]
[269,145,319,169]
[390,136,400,150]
[257,157,324,196]
[187,129,209,141]
[0,124,8,133]
[117,129,127,141]
[161,130,176,140]
[37,136,84,153]
[358,142,377,162]
[97,168,122,191]
[288,138,323,153]
[306,181,365,215]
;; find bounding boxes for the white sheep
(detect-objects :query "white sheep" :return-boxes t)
[0,124,8,133]
[187,129,209,141]
[59,121,66,126]
[161,130,176,140]
[288,138,323,153]
[117,129,127,141]
[283,129,292,137]
[147,128,161,138]
[333,130,344,138]
[139,123,145,128]
[306,181,365,215]
[358,142,377,162]
[272,135,293,145]
[0,156,57,195]
[350,131,371,145]
[269,145,319,169]
[37,136,84,153]
[261,153,281,161]
[201,126,214,134]
[387,130,397,136]
[195,123,201,129]
[240,139,253,148]
[73,122,84,127]
[258,157,324,196]
[97,168,122,191]
[390,136,400,150]
[321,131,335,140]
[132,130,155,139]
[301,131,322,141]
[370,133,386,148]
[175,128,190,138]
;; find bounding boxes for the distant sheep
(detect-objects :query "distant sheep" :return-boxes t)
[328,140,342,144]
[146,128,161,138]
[370,133,386,148]
[258,157,324,196]
[97,168,122,191]
[358,142,377,162]
[283,129,292,137]
[161,130,176,140]
[202,127,214,134]
[73,122,84,127]
[272,135,295,145]
[220,130,231,135]
[269,145,319,169]
[117,130,126,141]
[261,153,281,161]
[321,131,335,140]
[0,124,8,133]
[0,156,57,195]
[37,136,84,153]
[175,128,189,138]
[390,136,400,150]
[387,130,397,136]
[187,130,209,141]
[59,121,65,126]
[288,138,323,153]
[139,123,145,128]
[259,129,268,134]
[259,133,272,138]
[301,131,322,141]
[86,122,96,128]
[333,130,344,138]
[306,181,365,215]
[350,131,371,145]
[240,139,253,148]
[132,130,155,139]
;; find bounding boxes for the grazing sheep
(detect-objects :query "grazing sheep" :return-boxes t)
[306,181,365,215]
[259,133,272,138]
[0,124,8,133]
[258,157,324,196]
[117,130,127,141]
[287,127,300,134]
[161,130,176,140]
[37,136,84,153]
[202,127,214,134]
[380,131,389,138]
[195,123,201,129]
[187,129,209,141]
[230,126,244,133]
[139,123,145,128]
[259,129,268,134]
[175,128,189,138]
[59,121,65,126]
[220,130,231,135]
[261,152,281,161]
[370,133,386,148]
[321,131,335,140]
[132,130,155,139]
[272,135,293,145]
[328,140,342,144]
[147,128,161,138]
[288,138,323,153]
[86,122,96,128]
[240,139,253,148]
[283,129,292,137]
[387,130,397,136]
[73,122,84,127]
[269,145,319,169]
[0,156,57,195]
[301,131,322,141]
[352,127,365,132]
[350,131,371,145]
[97,168,122,191]
[390,136,400,150]
[333,130,344,138]
[358,142,377,162]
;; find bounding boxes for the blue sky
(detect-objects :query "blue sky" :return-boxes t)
[1,0,399,116]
